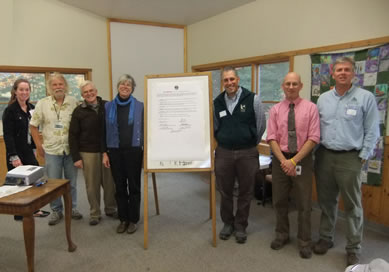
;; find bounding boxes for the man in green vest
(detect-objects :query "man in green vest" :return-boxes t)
[214,66,266,244]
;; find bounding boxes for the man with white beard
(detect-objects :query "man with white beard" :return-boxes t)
[30,72,83,225]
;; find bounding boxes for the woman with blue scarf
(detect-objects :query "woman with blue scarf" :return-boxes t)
[103,74,144,234]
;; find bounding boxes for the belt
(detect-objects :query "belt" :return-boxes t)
[218,145,256,151]
[282,152,297,159]
[322,146,359,153]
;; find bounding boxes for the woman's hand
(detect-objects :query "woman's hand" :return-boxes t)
[11,159,23,168]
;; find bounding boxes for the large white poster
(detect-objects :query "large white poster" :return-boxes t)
[146,74,212,169]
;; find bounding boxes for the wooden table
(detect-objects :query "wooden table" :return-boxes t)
[0,179,77,272]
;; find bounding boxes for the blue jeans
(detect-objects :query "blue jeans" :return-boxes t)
[45,153,78,212]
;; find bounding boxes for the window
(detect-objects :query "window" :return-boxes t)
[0,66,91,121]
[194,58,291,140]
[0,73,46,119]
[258,62,289,101]
[63,74,87,99]
[258,61,290,139]
[236,66,252,91]
[210,66,253,100]
[210,70,221,100]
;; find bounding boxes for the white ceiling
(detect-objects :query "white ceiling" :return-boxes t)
[59,0,255,25]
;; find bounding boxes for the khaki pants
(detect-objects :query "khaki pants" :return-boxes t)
[80,152,117,219]
[314,146,363,254]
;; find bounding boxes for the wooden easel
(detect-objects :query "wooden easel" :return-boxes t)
[143,72,216,249]
[143,170,216,249]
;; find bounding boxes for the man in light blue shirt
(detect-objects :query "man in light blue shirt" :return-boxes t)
[313,57,379,266]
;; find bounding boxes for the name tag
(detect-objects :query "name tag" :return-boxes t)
[54,121,64,129]
[296,165,302,175]
[219,110,227,118]
[346,109,357,116]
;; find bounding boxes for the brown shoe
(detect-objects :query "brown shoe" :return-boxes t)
[270,238,290,250]
[347,253,360,266]
[299,246,312,259]
[106,211,118,219]
[89,217,101,226]
[127,223,138,234]
[116,221,129,233]
[313,239,334,255]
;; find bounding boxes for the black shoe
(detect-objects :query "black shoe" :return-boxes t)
[270,238,290,250]
[219,224,234,240]
[14,215,23,221]
[313,239,334,255]
[235,230,247,244]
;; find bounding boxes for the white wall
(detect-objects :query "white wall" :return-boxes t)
[0,0,110,135]
[110,22,184,102]
[188,0,389,95]
[0,0,110,98]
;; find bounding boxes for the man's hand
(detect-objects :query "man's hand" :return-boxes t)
[74,160,83,169]
[36,144,45,158]
[281,159,296,176]
[102,153,110,168]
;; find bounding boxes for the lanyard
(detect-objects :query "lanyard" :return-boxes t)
[53,103,62,120]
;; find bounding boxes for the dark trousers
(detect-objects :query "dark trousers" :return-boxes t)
[215,146,259,231]
[6,150,38,171]
[108,147,143,223]
[272,152,313,247]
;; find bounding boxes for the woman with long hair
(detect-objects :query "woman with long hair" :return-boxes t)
[2,78,49,220]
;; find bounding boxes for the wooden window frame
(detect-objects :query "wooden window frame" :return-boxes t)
[192,56,292,97]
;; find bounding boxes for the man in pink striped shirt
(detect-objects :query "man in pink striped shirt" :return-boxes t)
[266,72,320,259]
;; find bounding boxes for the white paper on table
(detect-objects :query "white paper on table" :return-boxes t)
[0,185,32,199]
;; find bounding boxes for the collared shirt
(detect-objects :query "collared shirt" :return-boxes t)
[30,95,79,155]
[317,85,379,160]
[224,87,242,114]
[267,97,320,152]
[217,86,266,144]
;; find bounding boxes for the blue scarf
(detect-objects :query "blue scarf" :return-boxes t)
[108,95,135,125]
